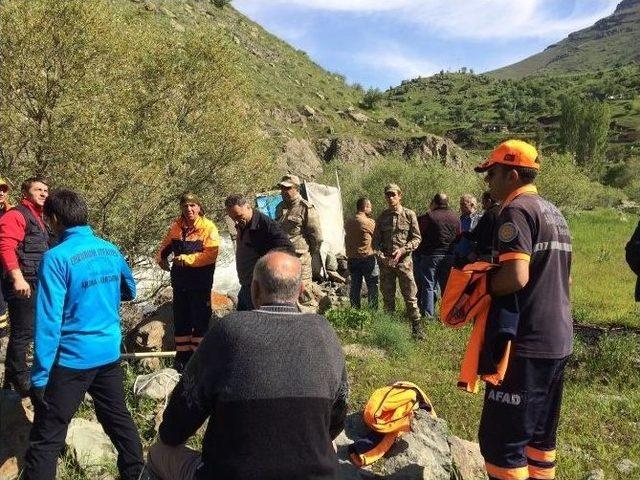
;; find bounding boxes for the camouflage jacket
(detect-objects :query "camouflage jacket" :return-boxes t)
[373,206,421,257]
[275,195,323,255]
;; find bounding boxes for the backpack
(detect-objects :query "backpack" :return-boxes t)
[626,221,640,276]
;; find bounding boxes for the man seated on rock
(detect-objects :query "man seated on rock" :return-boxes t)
[23,189,145,480]
[148,250,348,480]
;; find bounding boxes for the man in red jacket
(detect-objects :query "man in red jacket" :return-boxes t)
[0,177,50,396]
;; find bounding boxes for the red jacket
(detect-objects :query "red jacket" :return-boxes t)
[0,199,46,272]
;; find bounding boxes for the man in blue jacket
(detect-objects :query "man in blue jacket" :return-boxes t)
[23,189,145,480]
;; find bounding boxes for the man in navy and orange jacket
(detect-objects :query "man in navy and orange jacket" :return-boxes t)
[156,192,220,372]
[474,140,572,480]
[0,177,51,396]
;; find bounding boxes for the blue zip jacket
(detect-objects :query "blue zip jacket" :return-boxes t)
[31,225,136,388]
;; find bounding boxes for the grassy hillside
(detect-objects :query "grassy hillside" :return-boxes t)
[121,0,464,181]
[489,0,640,80]
[382,66,640,167]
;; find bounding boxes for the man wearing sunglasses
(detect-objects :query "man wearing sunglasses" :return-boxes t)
[372,184,423,339]
[475,140,572,480]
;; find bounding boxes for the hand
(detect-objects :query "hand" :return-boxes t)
[13,277,31,298]
[391,248,405,264]
[29,386,48,411]
[159,258,171,272]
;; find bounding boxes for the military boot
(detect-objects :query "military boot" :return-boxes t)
[412,320,426,340]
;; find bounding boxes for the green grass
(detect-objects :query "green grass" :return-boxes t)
[568,209,639,327]
[338,310,640,480]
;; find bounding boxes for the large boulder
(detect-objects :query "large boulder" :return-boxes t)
[278,138,324,179]
[318,137,381,168]
[449,436,487,480]
[126,291,236,352]
[335,410,486,480]
[380,411,452,480]
[65,418,116,471]
[376,135,471,168]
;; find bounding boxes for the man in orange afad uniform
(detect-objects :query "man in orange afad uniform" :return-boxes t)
[475,140,572,480]
[156,192,220,372]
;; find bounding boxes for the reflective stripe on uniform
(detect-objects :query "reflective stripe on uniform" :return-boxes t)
[533,241,572,253]
[498,252,531,262]
[528,464,556,479]
[525,446,556,463]
[485,463,529,480]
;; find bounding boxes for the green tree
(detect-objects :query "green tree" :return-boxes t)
[558,95,610,176]
[361,87,383,110]
[0,0,272,261]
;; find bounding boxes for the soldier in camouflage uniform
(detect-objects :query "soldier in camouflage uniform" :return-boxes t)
[275,174,323,307]
[372,184,424,339]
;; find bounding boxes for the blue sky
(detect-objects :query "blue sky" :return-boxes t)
[234,0,620,89]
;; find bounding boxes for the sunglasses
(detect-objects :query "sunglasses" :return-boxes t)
[385,192,397,198]
[0,185,8,193]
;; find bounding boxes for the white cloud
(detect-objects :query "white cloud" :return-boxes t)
[354,48,439,81]
[235,0,620,40]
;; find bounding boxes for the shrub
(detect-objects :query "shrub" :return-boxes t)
[361,87,384,110]
[0,0,272,261]
[326,307,371,331]
[537,154,624,210]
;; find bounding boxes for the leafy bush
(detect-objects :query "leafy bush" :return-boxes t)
[326,307,371,331]
[0,0,272,261]
[537,154,624,210]
[361,87,384,110]
[332,157,482,217]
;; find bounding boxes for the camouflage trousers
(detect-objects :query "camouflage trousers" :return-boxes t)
[379,257,421,324]
[297,251,316,308]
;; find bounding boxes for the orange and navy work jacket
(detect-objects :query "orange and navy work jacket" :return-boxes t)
[156,215,220,291]
[349,381,436,467]
[440,262,516,393]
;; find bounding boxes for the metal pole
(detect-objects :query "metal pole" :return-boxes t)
[0,351,178,365]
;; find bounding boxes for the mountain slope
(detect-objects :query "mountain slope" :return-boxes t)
[124,0,472,179]
[489,0,640,79]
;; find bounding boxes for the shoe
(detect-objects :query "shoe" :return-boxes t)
[411,323,426,340]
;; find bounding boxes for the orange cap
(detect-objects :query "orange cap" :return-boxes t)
[474,139,539,173]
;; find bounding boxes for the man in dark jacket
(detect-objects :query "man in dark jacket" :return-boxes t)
[626,218,640,302]
[465,191,500,263]
[0,177,50,396]
[416,193,460,318]
[225,194,294,310]
[148,251,348,480]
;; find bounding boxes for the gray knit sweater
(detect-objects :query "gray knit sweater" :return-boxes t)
[159,303,348,480]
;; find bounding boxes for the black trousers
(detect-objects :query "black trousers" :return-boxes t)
[2,285,36,392]
[172,288,211,368]
[23,361,144,480]
[479,355,569,480]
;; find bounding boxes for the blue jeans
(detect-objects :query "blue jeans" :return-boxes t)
[348,256,379,309]
[237,284,254,311]
[419,254,453,318]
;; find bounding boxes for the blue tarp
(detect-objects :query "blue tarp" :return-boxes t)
[256,192,282,219]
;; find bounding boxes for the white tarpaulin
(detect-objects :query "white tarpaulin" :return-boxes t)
[303,182,345,257]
